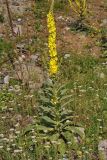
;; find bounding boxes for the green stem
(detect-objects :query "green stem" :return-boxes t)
[50,0,54,12]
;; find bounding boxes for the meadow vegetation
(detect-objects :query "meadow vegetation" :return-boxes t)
[0,0,107,159]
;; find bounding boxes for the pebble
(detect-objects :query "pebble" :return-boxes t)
[100,19,107,27]
[4,75,10,84]
[98,140,107,160]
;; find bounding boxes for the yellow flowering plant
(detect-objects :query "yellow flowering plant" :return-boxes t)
[68,0,89,32]
[68,0,87,20]
[21,1,84,158]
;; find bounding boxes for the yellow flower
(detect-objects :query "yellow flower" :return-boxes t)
[51,97,58,105]
[49,65,58,74]
[50,58,57,65]
[47,11,58,75]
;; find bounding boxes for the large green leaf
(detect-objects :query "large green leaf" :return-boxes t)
[60,116,73,123]
[40,96,50,103]
[65,126,85,139]
[40,106,51,112]
[61,109,73,118]
[49,133,59,141]
[57,139,66,155]
[22,125,35,135]
[62,131,74,142]
[36,125,54,132]
[42,116,56,125]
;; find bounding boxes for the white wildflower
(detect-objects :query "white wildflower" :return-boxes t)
[14,149,22,153]
[0,146,3,149]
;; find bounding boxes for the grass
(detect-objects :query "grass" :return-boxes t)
[0,53,107,159]
[0,13,4,23]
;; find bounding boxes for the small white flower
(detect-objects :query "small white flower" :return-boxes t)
[29,95,33,98]
[1,116,6,119]
[80,89,86,93]
[97,119,102,122]
[45,142,50,145]
[64,54,70,59]
[19,147,22,150]
[18,56,23,62]
[0,134,4,138]
[64,27,70,31]
[21,55,25,59]
[3,138,9,142]
[84,151,89,154]
[8,108,13,111]
[51,141,57,144]
[7,147,11,151]
[10,139,14,142]
[15,123,20,127]
[2,106,7,110]
[10,128,15,131]
[100,73,105,79]
[44,130,48,133]
[17,18,22,22]
[44,145,50,148]
[14,149,22,153]
[15,131,20,134]
[9,134,14,139]
[56,141,61,145]
[31,136,36,139]
[0,146,3,149]
[66,120,70,123]
[57,16,64,21]
[32,140,37,143]
[99,126,103,129]
[31,129,35,133]
[88,87,93,89]
[96,94,99,97]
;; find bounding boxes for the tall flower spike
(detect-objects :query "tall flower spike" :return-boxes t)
[47,9,58,75]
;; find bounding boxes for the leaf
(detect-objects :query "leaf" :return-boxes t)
[49,133,59,141]
[57,139,66,155]
[62,99,73,108]
[64,126,85,139]
[68,0,80,14]
[62,131,74,142]
[42,116,56,125]
[60,116,73,123]
[60,94,73,101]
[60,88,68,95]
[36,125,54,132]
[40,96,50,103]
[61,108,73,115]
[83,0,87,10]
[40,106,51,112]
[75,0,80,8]
[62,131,78,149]
[57,83,69,95]
[22,125,35,135]
[74,127,85,139]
